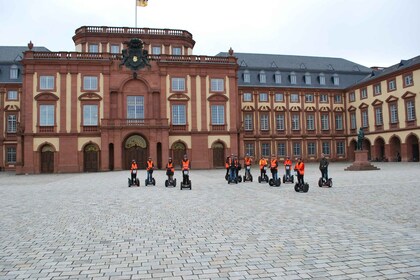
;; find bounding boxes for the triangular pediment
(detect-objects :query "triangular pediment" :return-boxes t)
[274,105,286,112]
[347,105,357,112]
[333,107,344,112]
[319,106,331,112]
[242,105,255,112]
[402,91,416,99]
[290,106,301,112]
[304,106,316,112]
[371,99,383,106]
[385,95,399,103]
[258,105,271,112]
[4,105,20,112]
[358,102,369,109]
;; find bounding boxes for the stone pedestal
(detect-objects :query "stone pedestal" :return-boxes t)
[345,150,380,171]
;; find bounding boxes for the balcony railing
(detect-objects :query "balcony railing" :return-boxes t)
[170,124,188,132]
[38,126,55,133]
[82,126,99,132]
[211,124,227,131]
[101,118,169,128]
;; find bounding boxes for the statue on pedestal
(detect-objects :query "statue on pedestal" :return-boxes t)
[357,127,364,150]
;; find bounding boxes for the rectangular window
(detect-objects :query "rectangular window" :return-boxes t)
[211,105,225,125]
[7,90,18,100]
[243,93,252,102]
[305,93,314,103]
[172,105,186,125]
[306,114,315,130]
[292,114,300,130]
[360,88,368,99]
[110,45,120,54]
[319,75,326,85]
[388,79,396,91]
[243,72,250,83]
[260,114,269,130]
[375,107,383,126]
[152,46,161,55]
[305,75,311,85]
[290,74,297,84]
[7,115,17,133]
[404,74,413,87]
[333,76,340,85]
[374,84,382,95]
[6,147,16,164]
[276,114,285,131]
[83,105,98,126]
[83,76,98,91]
[336,141,345,155]
[277,143,286,157]
[171,78,185,91]
[290,93,299,103]
[320,94,328,103]
[334,94,342,104]
[172,47,182,55]
[261,143,270,157]
[10,66,18,79]
[349,92,355,102]
[275,93,284,102]
[40,75,54,90]
[390,104,398,124]
[245,143,255,157]
[350,112,357,130]
[89,44,99,53]
[361,110,368,128]
[244,113,253,131]
[259,93,268,102]
[127,96,144,119]
[335,114,343,130]
[211,79,224,92]
[307,142,316,156]
[407,100,416,121]
[259,72,266,83]
[275,73,281,84]
[293,142,301,157]
[40,105,55,126]
[321,114,329,130]
[322,142,330,155]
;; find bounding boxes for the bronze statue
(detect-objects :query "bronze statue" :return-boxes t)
[357,127,364,150]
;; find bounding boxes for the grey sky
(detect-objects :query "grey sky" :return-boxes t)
[1,0,419,67]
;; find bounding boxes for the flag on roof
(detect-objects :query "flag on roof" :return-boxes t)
[137,0,148,7]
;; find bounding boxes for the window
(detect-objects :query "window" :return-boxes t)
[211,105,225,125]
[390,103,398,124]
[152,46,161,55]
[259,71,266,83]
[127,96,144,119]
[375,107,383,126]
[404,74,413,87]
[305,93,314,103]
[171,78,185,91]
[307,142,316,156]
[110,45,120,54]
[243,71,250,83]
[40,105,55,126]
[172,47,182,55]
[320,94,328,103]
[406,100,416,121]
[293,142,301,157]
[7,90,18,100]
[10,65,18,79]
[40,76,54,90]
[361,110,368,128]
[290,93,299,103]
[83,76,98,91]
[306,114,315,130]
[6,147,16,164]
[261,143,271,157]
[245,143,255,157]
[277,143,286,157]
[335,114,343,130]
[333,74,339,85]
[388,79,396,91]
[336,141,345,156]
[259,93,268,102]
[211,79,224,92]
[83,105,98,126]
[260,114,269,130]
[321,114,329,130]
[360,88,367,99]
[350,112,357,130]
[244,113,253,131]
[305,73,311,85]
[334,94,342,104]
[89,44,99,53]
[243,93,252,102]
[276,114,285,131]
[275,93,284,102]
[349,92,355,102]
[292,114,300,130]
[7,115,17,133]
[172,105,186,125]
[319,73,326,85]
[290,72,297,84]
[374,84,382,95]
[274,72,281,84]
[322,142,330,155]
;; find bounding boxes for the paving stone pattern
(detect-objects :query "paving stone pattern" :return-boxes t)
[1,162,420,279]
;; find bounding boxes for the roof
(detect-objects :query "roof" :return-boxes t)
[0,46,50,63]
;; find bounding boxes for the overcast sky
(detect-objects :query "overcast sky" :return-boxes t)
[1,0,419,67]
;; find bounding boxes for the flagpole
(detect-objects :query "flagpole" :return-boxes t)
[135,0,137,28]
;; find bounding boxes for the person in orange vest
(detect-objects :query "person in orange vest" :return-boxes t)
[225,155,231,179]
[284,156,293,179]
[294,157,305,185]
[228,154,238,182]
[244,154,252,178]
[130,159,138,182]
[270,154,279,181]
[259,156,268,179]
[166,157,175,182]
[146,156,154,182]
[181,154,191,184]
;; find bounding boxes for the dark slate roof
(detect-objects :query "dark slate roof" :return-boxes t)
[217,52,372,90]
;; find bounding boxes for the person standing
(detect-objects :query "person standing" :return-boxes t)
[181,154,191,184]
[319,153,329,181]
[294,157,305,185]
[270,154,279,181]
[130,159,138,182]
[146,157,154,182]
[259,156,268,179]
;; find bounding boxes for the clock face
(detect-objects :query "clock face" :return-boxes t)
[133,56,138,62]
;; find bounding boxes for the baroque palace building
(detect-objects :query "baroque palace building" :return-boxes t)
[0,26,419,173]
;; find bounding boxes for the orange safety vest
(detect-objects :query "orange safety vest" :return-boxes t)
[182,159,190,170]
[166,162,174,172]
[146,160,154,170]
[270,159,278,169]
[244,157,252,166]
[225,158,229,169]
[131,163,138,170]
[284,159,292,166]
[295,162,305,175]
[259,159,267,169]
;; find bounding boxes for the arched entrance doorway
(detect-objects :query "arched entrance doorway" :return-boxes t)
[389,135,401,162]
[84,143,99,172]
[212,142,225,168]
[40,144,54,173]
[374,137,386,161]
[362,138,372,160]
[124,135,148,169]
[406,134,419,162]
[348,139,357,161]
[171,142,186,168]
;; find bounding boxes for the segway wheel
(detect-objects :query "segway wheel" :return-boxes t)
[318,178,323,187]
[291,176,294,183]
[152,178,156,186]
[174,179,177,187]
[276,179,281,187]
[136,179,140,186]
[128,178,131,187]
[303,183,309,193]
[258,176,261,183]
[225,174,229,181]
[165,180,169,187]
[264,175,269,182]
[237,176,242,183]
[328,179,333,188]
[145,179,148,186]
[243,175,246,182]
[269,179,274,186]
[294,183,299,192]
[189,181,192,189]
[283,176,286,184]
[250,175,253,182]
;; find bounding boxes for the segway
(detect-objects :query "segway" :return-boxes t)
[294,182,309,192]
[145,170,156,186]
[318,177,333,188]
[227,167,238,184]
[180,170,192,190]
[165,168,176,187]
[258,167,269,183]
[282,165,294,183]
[236,163,242,183]
[268,169,281,187]
[242,165,253,182]
[128,170,140,187]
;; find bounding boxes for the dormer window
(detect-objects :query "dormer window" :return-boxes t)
[290,72,297,84]
[10,65,18,79]
[304,72,311,85]
[333,74,339,86]
[259,71,266,83]
[274,71,281,84]
[243,71,250,83]
[319,73,326,85]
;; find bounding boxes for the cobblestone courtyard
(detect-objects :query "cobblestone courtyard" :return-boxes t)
[1,162,419,279]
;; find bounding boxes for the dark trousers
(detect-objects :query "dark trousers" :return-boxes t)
[297,173,304,185]
[321,169,328,180]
